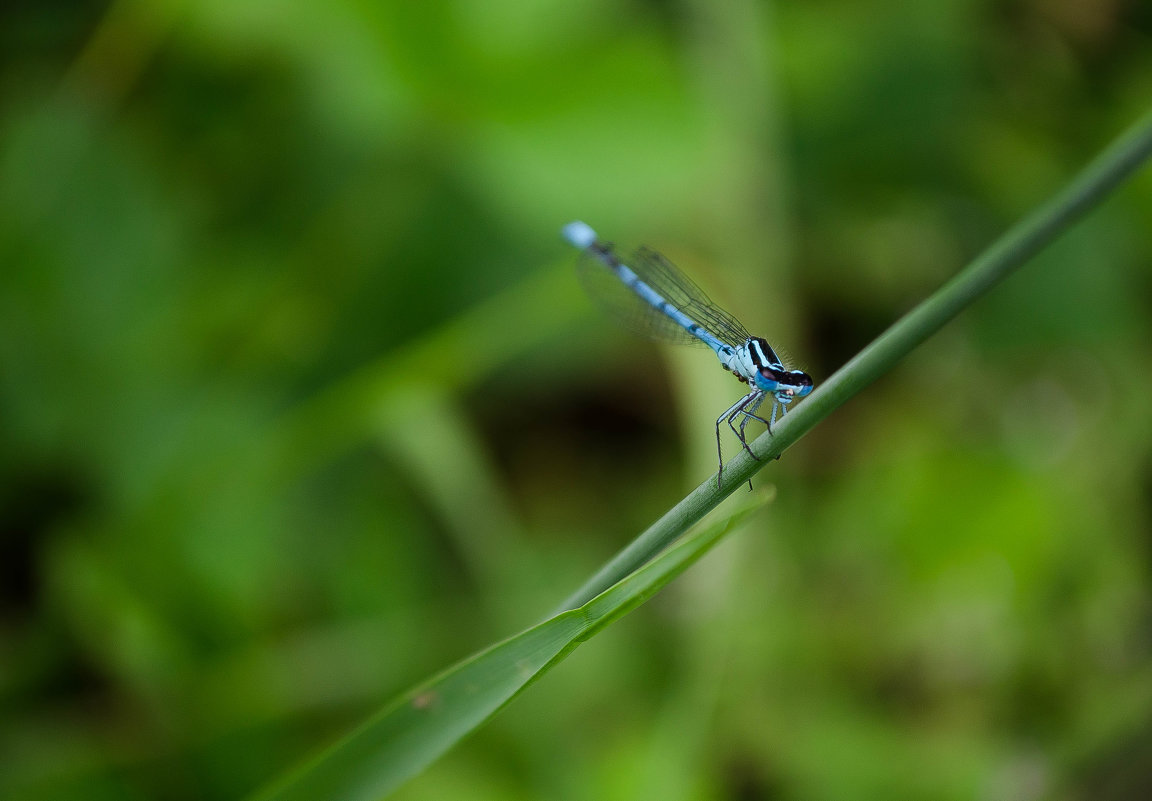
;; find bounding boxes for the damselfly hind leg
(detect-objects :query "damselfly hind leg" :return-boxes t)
[715,391,759,489]
[737,392,769,446]
[726,396,765,493]
[736,395,769,487]
[726,404,760,461]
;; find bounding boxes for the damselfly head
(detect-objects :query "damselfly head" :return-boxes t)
[754,366,813,401]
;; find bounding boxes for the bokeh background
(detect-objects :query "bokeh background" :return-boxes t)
[4,1,1152,799]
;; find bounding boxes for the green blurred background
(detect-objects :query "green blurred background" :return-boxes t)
[3,1,1152,799]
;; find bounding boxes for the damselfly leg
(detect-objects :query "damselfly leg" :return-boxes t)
[715,390,767,489]
[737,393,769,447]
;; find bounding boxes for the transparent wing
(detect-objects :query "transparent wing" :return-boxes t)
[628,246,752,347]
[576,244,751,349]
[576,249,705,346]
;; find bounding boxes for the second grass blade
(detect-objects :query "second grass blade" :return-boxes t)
[252,499,766,801]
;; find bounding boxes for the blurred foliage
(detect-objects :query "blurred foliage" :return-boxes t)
[2,1,1152,800]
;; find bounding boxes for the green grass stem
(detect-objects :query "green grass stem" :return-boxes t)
[554,109,1152,612]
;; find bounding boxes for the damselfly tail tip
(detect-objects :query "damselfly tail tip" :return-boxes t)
[562,220,597,250]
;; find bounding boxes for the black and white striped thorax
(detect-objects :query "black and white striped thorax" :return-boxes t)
[747,337,783,370]
[727,337,782,383]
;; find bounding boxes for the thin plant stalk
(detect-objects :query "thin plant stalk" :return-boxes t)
[555,109,1152,613]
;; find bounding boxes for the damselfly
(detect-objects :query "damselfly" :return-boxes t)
[563,221,813,487]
